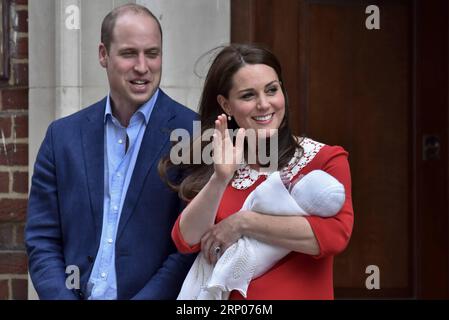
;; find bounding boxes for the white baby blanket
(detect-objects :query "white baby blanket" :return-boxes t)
[177,170,345,300]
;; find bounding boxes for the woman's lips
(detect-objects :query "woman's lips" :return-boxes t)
[252,113,274,124]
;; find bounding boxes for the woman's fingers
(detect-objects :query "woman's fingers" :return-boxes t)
[215,114,227,139]
[212,114,245,180]
[214,114,233,165]
[235,128,246,164]
[201,231,215,264]
[213,122,223,164]
[200,232,211,263]
[220,114,228,133]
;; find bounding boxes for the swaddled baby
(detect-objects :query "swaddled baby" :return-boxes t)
[177,170,345,300]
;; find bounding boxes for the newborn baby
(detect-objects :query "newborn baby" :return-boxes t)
[177,170,346,300]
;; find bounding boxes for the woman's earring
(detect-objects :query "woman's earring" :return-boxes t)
[227,115,232,121]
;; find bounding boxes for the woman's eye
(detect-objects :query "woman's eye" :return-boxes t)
[241,93,254,100]
[267,87,278,95]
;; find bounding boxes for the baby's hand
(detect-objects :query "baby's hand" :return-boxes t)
[290,174,304,190]
[280,170,291,188]
[280,171,304,192]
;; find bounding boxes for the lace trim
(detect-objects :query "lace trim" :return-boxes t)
[231,137,324,190]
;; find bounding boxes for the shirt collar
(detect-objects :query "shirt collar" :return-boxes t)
[104,89,160,125]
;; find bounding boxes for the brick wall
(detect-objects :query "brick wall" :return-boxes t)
[0,0,29,300]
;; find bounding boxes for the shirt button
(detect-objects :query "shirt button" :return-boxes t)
[101,272,107,278]
[117,173,122,177]
[113,206,118,211]
[108,239,113,244]
[118,139,123,144]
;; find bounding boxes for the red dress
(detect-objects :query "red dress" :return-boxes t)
[172,138,354,300]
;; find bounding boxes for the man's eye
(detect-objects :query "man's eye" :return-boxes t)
[146,52,159,58]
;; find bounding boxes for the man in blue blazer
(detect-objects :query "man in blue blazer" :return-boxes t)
[25,4,196,299]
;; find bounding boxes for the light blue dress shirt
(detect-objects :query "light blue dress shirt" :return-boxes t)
[87,90,159,299]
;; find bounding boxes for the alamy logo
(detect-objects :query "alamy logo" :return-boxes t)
[65,5,80,30]
[170,121,279,172]
[365,5,380,30]
[365,265,380,290]
[65,265,80,290]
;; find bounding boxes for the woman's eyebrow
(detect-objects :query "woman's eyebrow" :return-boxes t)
[265,80,280,88]
[236,80,280,94]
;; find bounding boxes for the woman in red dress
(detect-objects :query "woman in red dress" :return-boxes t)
[162,44,354,300]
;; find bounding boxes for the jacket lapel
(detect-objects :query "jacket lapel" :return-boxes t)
[116,92,175,240]
[81,99,106,235]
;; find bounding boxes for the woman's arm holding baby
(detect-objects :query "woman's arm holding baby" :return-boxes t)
[201,146,354,262]
[201,211,319,261]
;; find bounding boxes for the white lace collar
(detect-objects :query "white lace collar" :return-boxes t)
[231,137,324,190]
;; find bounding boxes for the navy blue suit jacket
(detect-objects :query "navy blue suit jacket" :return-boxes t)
[26,90,197,299]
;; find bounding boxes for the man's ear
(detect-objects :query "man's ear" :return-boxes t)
[217,95,231,116]
[99,43,108,68]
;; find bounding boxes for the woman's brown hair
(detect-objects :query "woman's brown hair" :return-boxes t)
[159,44,301,201]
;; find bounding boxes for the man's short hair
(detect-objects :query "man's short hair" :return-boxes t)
[101,3,162,52]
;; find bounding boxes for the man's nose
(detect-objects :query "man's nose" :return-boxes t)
[134,54,148,74]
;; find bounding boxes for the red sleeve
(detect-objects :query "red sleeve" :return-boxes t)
[303,145,354,259]
[171,214,201,254]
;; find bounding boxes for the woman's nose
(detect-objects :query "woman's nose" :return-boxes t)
[257,95,270,110]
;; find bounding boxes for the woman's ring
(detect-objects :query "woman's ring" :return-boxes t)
[214,246,221,255]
